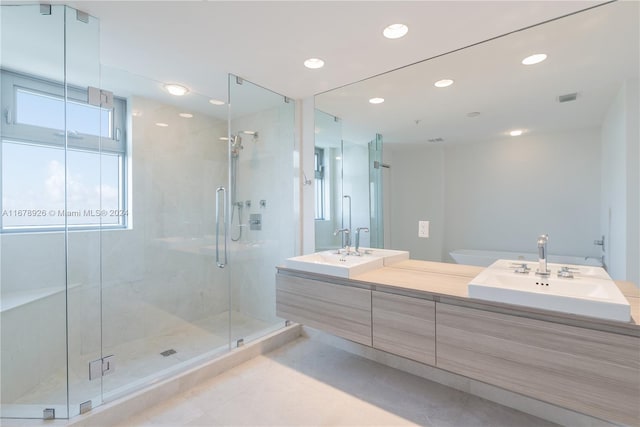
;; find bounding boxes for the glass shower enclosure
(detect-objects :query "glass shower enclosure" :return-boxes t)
[0,4,295,420]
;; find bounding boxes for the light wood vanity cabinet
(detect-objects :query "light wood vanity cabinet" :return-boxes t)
[275,269,639,425]
[372,291,435,365]
[276,274,372,345]
[436,303,640,426]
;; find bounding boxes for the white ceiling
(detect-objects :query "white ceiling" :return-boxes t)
[60,0,605,102]
[315,1,639,146]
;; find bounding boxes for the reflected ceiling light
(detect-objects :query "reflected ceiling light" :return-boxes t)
[209,99,225,106]
[434,79,454,88]
[369,97,385,104]
[132,110,143,117]
[155,122,169,127]
[178,113,193,118]
[521,53,547,65]
[304,58,325,69]
[335,156,342,160]
[241,130,257,135]
[383,24,408,39]
[510,129,524,136]
[163,83,189,96]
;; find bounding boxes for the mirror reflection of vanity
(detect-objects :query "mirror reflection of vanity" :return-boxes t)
[314,1,639,284]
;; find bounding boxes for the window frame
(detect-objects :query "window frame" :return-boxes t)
[0,68,128,232]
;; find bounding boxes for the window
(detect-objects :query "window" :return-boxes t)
[1,69,127,231]
[315,147,326,220]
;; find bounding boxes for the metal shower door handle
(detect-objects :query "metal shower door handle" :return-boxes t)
[215,186,227,268]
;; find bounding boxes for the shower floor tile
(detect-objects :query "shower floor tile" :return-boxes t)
[9,311,272,412]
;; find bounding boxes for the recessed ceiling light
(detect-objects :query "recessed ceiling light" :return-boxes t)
[383,24,408,39]
[510,129,524,136]
[178,113,193,118]
[304,58,325,69]
[209,99,225,106]
[521,53,547,65]
[163,84,189,96]
[219,137,229,141]
[434,79,454,88]
[155,122,169,127]
[369,97,385,104]
[467,112,481,118]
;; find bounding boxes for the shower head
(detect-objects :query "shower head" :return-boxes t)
[231,134,242,147]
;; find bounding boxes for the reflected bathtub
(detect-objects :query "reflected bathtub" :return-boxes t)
[449,249,603,267]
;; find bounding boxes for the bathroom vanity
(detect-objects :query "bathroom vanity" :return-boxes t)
[275,259,640,426]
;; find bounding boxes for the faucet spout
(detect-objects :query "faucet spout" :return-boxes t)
[536,234,550,276]
[334,228,351,253]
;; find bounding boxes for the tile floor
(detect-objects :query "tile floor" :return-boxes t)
[8,311,271,417]
[115,335,558,427]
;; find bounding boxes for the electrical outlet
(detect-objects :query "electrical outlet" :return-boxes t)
[418,221,429,238]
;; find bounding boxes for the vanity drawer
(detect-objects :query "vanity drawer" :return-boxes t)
[436,303,640,425]
[372,291,435,365]
[276,274,372,345]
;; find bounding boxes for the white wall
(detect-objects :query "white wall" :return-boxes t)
[385,127,603,263]
[383,146,445,261]
[601,79,639,284]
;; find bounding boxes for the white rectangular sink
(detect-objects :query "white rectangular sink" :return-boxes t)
[468,260,630,322]
[283,249,409,278]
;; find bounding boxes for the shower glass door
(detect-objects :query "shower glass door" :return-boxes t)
[369,134,384,248]
[99,69,231,404]
[227,75,295,345]
[0,4,102,419]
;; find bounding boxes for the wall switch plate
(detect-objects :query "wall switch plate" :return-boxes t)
[418,221,430,238]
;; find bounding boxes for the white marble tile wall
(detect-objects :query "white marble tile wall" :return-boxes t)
[228,103,296,330]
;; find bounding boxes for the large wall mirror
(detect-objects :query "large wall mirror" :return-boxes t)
[315,1,639,283]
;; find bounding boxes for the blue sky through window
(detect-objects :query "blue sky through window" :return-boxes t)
[2,141,121,228]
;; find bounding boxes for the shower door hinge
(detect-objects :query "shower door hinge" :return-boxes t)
[76,9,89,23]
[43,408,55,420]
[89,355,115,380]
[40,4,52,15]
[88,87,114,109]
[236,76,244,85]
[284,96,292,104]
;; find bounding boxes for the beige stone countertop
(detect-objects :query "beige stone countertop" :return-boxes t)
[278,259,640,335]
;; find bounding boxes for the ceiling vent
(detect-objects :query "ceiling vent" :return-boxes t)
[558,92,578,103]
[428,137,444,143]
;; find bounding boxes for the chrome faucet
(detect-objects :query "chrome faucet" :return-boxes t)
[354,227,369,255]
[334,228,350,253]
[536,234,550,276]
